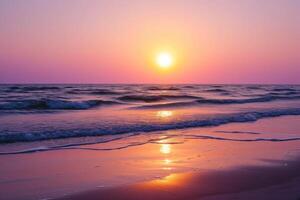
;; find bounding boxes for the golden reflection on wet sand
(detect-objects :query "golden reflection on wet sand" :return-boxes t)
[164,158,172,164]
[160,143,171,154]
[147,173,181,185]
[159,139,174,170]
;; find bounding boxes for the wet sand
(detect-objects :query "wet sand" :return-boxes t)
[60,158,300,200]
[1,116,300,200]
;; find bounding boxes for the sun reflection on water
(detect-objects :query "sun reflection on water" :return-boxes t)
[156,110,173,118]
[164,158,172,164]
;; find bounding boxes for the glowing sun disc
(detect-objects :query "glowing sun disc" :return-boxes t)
[156,52,173,68]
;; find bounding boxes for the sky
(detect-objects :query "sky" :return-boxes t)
[0,0,299,84]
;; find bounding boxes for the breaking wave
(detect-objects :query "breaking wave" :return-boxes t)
[0,99,119,110]
[196,95,300,104]
[1,107,300,143]
[135,95,300,109]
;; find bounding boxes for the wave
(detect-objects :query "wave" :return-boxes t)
[146,86,180,91]
[272,88,297,92]
[2,131,300,155]
[204,88,228,93]
[134,101,197,109]
[183,85,196,89]
[67,89,123,95]
[196,95,300,104]
[90,89,124,95]
[118,94,199,102]
[117,95,165,102]
[183,134,300,142]
[8,86,61,91]
[0,133,139,155]
[0,99,119,110]
[268,91,298,95]
[1,107,300,143]
[246,86,263,90]
[215,130,262,135]
[135,95,300,109]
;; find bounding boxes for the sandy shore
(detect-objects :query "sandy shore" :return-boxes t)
[1,116,300,200]
[59,158,300,200]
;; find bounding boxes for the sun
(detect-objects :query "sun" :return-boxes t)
[156,52,173,69]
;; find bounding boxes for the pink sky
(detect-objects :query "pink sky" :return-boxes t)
[0,0,299,84]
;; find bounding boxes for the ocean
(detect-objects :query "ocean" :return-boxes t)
[1,84,300,154]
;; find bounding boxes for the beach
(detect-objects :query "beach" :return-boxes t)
[1,0,299,198]
[1,114,300,199]
[1,84,300,199]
